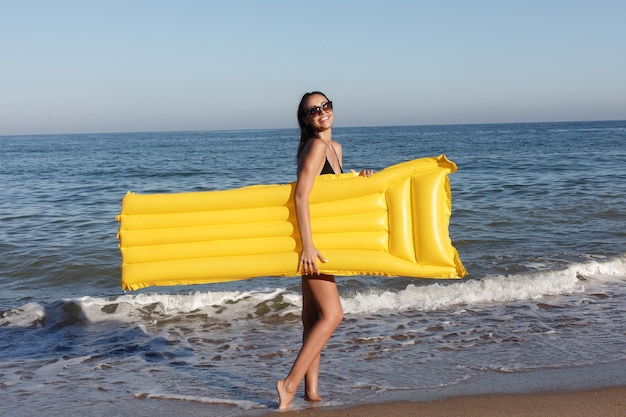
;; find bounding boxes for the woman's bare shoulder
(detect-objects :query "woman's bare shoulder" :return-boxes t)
[300,138,327,160]
[298,138,327,175]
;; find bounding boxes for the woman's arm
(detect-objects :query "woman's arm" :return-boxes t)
[295,139,327,275]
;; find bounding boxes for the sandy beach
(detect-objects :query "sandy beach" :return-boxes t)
[251,362,626,417]
[261,387,626,417]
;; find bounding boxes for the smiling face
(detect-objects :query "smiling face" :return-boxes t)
[304,93,334,132]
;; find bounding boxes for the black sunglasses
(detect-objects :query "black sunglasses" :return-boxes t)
[306,101,333,117]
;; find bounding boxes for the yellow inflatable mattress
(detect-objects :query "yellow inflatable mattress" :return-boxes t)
[116,155,466,290]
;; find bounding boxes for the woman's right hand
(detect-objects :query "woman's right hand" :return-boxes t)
[298,246,328,275]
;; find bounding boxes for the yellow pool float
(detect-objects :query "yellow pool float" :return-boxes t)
[116,155,466,290]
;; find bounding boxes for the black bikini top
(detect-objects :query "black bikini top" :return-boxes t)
[320,158,338,175]
[320,145,343,175]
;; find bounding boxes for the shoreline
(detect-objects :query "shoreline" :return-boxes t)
[259,386,626,417]
[251,361,626,416]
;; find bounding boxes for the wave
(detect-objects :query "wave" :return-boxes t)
[1,255,624,330]
[134,392,265,410]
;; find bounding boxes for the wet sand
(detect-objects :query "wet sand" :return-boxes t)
[264,386,626,417]
[255,363,626,417]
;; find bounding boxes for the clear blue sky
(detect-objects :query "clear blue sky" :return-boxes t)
[2,1,625,135]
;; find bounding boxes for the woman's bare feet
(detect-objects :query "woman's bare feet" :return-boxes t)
[276,379,296,410]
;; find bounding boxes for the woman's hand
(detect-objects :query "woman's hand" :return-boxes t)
[298,245,328,275]
[352,169,374,177]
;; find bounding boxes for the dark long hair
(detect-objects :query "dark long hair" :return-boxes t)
[296,91,330,161]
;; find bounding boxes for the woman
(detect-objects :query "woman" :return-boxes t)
[276,92,372,409]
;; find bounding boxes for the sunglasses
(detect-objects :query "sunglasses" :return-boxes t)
[306,101,333,117]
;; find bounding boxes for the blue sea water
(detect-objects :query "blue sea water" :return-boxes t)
[1,121,625,416]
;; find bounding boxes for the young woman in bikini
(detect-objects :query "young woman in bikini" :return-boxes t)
[276,91,372,410]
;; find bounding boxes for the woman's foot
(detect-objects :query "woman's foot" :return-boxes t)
[304,391,323,402]
[276,379,296,410]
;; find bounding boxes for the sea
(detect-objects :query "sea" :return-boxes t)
[1,121,625,417]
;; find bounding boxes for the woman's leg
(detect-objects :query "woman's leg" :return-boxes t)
[277,275,342,409]
[301,276,322,402]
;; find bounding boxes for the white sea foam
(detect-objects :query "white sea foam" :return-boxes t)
[575,255,626,282]
[136,392,266,410]
[0,301,43,327]
[1,255,624,329]
[338,255,625,314]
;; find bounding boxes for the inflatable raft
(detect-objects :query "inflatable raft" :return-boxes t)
[116,155,466,290]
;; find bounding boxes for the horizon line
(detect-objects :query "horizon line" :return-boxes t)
[1,118,625,138]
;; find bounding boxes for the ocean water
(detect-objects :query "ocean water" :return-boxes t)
[1,121,625,416]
